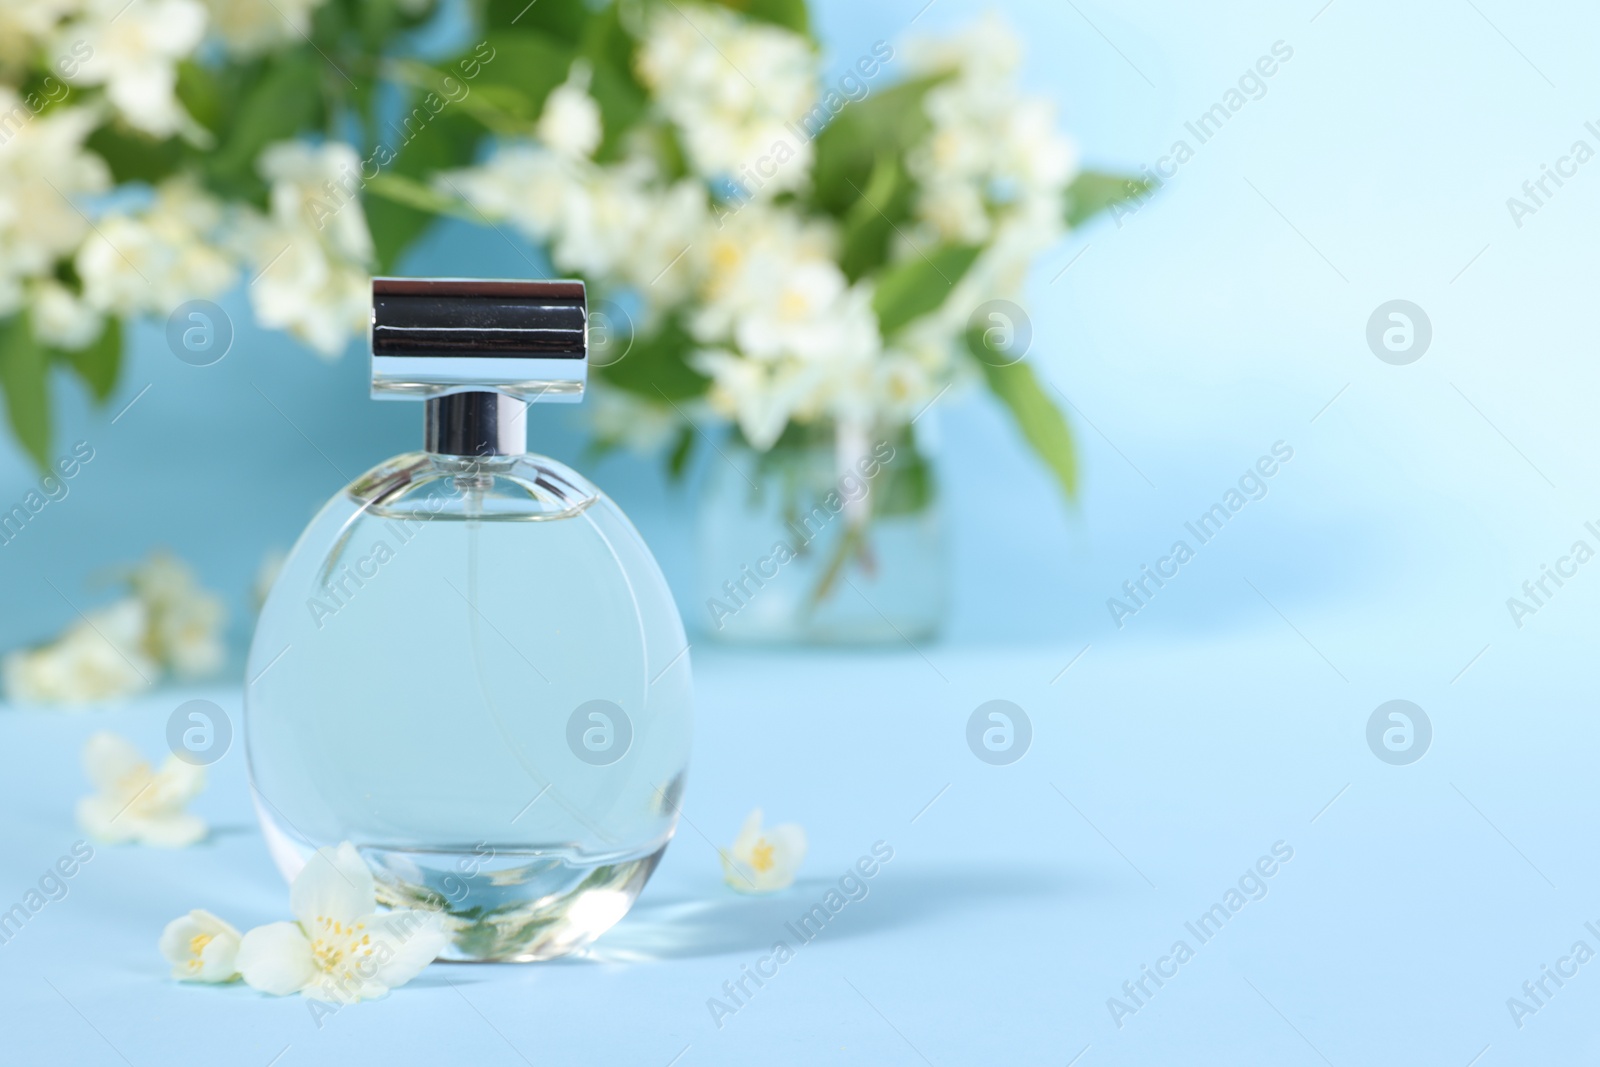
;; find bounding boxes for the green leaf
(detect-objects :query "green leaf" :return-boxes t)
[0,315,52,471]
[838,152,908,281]
[709,0,810,34]
[86,124,186,185]
[483,0,589,39]
[667,424,696,479]
[971,337,1077,501]
[366,173,482,222]
[363,97,486,271]
[871,244,981,336]
[586,52,648,162]
[596,317,709,401]
[209,52,327,194]
[175,60,223,135]
[1064,170,1153,229]
[875,443,933,517]
[55,318,121,404]
[810,75,942,218]
[580,2,638,78]
[354,0,404,49]
[465,29,575,114]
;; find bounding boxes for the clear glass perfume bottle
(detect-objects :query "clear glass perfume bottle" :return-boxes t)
[246,279,692,962]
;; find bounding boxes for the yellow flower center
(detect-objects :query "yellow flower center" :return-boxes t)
[308,916,373,981]
[777,290,809,319]
[711,241,742,272]
[117,765,161,816]
[750,839,776,873]
[187,932,213,970]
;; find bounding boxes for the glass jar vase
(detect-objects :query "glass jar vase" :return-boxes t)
[694,428,946,644]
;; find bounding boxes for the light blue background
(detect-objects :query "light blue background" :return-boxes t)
[2,0,1597,1063]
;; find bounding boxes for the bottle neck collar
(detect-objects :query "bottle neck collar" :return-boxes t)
[424,393,528,457]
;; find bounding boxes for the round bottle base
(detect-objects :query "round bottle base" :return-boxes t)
[257,804,670,963]
[372,844,668,962]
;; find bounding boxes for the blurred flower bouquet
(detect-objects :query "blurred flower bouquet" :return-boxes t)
[0,0,1140,639]
[3,551,225,705]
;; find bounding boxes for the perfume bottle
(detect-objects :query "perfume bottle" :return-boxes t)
[246,278,692,962]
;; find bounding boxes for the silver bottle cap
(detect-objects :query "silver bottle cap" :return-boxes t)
[370,278,587,457]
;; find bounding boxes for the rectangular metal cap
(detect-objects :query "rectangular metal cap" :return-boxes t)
[370,277,587,403]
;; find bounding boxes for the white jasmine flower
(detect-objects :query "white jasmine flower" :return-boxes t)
[237,843,447,1002]
[203,0,328,57]
[76,730,206,847]
[626,178,707,308]
[903,15,1076,247]
[242,224,369,357]
[0,0,81,77]
[0,96,109,314]
[57,0,207,137]
[441,145,574,242]
[30,278,103,350]
[444,147,705,310]
[75,214,157,315]
[259,140,372,264]
[721,809,806,893]
[915,179,991,246]
[690,200,836,341]
[903,12,1023,89]
[1002,97,1077,200]
[685,201,882,446]
[873,316,966,414]
[589,388,681,454]
[240,141,372,357]
[77,176,236,316]
[547,162,655,280]
[152,597,225,678]
[0,0,77,73]
[537,63,602,161]
[732,261,877,368]
[159,909,241,982]
[129,550,226,679]
[692,349,805,450]
[3,599,155,706]
[636,4,817,192]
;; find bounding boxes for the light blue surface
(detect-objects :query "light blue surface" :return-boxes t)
[3,633,1597,1065]
[2,0,1598,1061]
